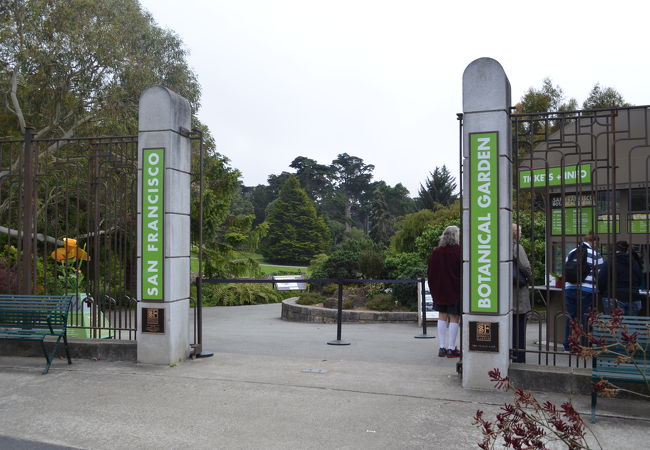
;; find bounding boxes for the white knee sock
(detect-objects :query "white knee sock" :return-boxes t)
[448,322,459,350]
[437,320,447,349]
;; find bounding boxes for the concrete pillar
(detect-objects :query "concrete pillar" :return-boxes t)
[461,58,512,389]
[137,85,192,364]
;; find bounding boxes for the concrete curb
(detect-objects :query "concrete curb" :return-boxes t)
[280,297,417,323]
[510,363,591,395]
[0,337,136,361]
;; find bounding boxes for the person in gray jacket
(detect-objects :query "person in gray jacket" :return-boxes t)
[512,224,533,363]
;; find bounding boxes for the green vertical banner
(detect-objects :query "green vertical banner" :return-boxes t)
[142,148,165,301]
[470,133,499,314]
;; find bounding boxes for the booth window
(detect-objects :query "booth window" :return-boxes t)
[596,190,620,213]
[630,188,649,211]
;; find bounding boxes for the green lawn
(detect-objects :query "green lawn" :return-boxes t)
[259,264,307,275]
[191,250,308,276]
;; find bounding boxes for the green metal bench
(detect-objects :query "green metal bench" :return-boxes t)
[591,315,650,423]
[0,294,74,374]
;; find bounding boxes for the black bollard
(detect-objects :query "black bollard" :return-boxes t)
[327,281,350,345]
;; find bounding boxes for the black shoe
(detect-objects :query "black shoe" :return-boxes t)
[438,348,447,357]
[446,348,461,358]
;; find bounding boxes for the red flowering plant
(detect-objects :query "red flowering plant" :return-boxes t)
[568,308,649,400]
[473,369,597,450]
[474,309,649,449]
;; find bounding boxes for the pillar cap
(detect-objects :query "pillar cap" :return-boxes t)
[462,58,511,113]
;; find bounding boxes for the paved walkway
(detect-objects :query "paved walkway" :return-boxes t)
[0,303,648,449]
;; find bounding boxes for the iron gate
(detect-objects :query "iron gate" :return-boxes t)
[511,105,650,366]
[1,130,139,339]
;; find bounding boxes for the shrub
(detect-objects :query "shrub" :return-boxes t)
[323,296,355,310]
[359,248,385,279]
[296,292,325,305]
[366,294,395,311]
[200,284,285,306]
[383,252,426,310]
[316,283,338,297]
[318,249,360,278]
[0,261,18,294]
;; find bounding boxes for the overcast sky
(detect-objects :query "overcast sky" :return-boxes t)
[139,0,650,196]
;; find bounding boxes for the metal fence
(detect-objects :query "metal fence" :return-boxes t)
[510,105,650,367]
[0,130,139,339]
[193,277,435,351]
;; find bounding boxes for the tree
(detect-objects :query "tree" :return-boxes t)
[331,153,374,232]
[0,0,200,140]
[414,201,461,260]
[416,165,458,210]
[390,209,438,254]
[369,188,394,246]
[515,77,577,115]
[582,83,630,110]
[289,156,334,204]
[259,175,330,264]
[191,152,263,278]
[369,182,415,245]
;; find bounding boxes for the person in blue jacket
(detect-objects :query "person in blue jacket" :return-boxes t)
[563,231,604,351]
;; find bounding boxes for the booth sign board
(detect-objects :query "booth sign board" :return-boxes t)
[519,164,591,189]
[273,275,307,291]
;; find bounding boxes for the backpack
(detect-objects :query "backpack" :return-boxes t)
[564,243,591,284]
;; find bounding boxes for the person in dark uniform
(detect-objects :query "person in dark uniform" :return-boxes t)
[427,225,462,358]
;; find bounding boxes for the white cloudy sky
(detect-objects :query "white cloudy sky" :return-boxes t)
[139,0,650,196]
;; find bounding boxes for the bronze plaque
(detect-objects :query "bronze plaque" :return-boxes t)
[142,308,165,334]
[469,321,499,352]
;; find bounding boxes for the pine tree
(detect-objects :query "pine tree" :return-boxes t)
[260,176,330,264]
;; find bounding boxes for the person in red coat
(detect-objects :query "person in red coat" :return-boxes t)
[427,225,462,358]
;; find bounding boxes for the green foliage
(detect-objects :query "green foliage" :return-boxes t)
[200,284,286,306]
[314,282,338,297]
[290,156,334,203]
[515,77,577,115]
[582,83,630,110]
[369,182,416,245]
[513,209,546,286]
[416,165,458,210]
[0,0,201,139]
[366,293,395,311]
[391,209,437,253]
[296,292,326,305]
[331,153,375,232]
[359,248,385,279]
[311,238,385,280]
[314,249,360,279]
[191,151,266,278]
[260,175,330,264]
[414,203,461,260]
[384,251,426,310]
[0,261,17,294]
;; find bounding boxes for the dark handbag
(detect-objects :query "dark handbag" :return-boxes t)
[513,257,529,287]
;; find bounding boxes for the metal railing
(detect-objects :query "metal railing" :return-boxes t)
[192,277,438,354]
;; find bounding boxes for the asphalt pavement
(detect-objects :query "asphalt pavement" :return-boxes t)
[0,303,648,449]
